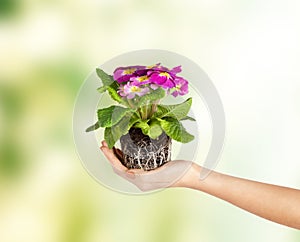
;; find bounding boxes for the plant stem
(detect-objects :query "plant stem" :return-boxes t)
[141,105,148,120]
[150,99,160,117]
[127,99,135,109]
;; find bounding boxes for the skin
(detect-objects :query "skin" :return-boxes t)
[100,141,300,230]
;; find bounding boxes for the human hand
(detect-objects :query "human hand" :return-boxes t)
[100,141,194,191]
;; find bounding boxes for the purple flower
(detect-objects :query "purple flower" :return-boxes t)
[118,82,150,99]
[130,75,151,86]
[117,84,126,96]
[171,77,188,97]
[169,65,182,74]
[113,65,145,83]
[134,63,162,76]
[113,64,187,97]
[148,71,176,89]
[150,63,169,72]
[146,63,161,69]
[150,64,181,74]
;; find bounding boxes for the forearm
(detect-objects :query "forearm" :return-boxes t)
[181,164,300,230]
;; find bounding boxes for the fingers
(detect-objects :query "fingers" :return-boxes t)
[100,141,138,179]
[100,141,127,172]
[100,141,194,192]
[101,140,108,148]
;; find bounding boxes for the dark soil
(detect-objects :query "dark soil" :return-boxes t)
[119,128,171,171]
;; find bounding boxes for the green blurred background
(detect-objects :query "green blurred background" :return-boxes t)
[0,0,300,241]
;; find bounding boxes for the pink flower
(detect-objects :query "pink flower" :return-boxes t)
[118,82,150,99]
[171,77,188,97]
[133,63,163,76]
[113,64,188,97]
[150,63,169,72]
[148,71,176,89]
[150,83,159,90]
[113,65,145,83]
[130,75,151,86]
[151,64,181,74]
[169,65,182,74]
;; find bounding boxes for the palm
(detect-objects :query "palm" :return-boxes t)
[100,141,193,191]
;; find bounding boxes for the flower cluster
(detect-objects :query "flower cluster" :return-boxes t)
[86,65,195,149]
[113,63,188,99]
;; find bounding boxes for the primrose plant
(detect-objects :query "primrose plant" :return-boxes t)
[86,63,195,170]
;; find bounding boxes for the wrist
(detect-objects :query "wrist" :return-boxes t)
[176,163,202,189]
[177,163,220,193]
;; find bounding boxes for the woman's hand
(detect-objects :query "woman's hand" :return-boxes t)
[100,140,300,229]
[100,141,194,191]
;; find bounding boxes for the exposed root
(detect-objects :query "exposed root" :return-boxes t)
[120,128,171,171]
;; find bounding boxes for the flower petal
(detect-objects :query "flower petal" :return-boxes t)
[170,65,182,74]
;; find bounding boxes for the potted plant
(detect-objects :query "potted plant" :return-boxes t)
[86,63,195,171]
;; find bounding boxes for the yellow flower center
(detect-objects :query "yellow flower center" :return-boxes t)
[175,84,181,90]
[159,72,171,78]
[137,75,148,82]
[130,86,140,92]
[123,68,136,75]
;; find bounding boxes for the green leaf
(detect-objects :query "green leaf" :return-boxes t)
[158,117,194,143]
[96,68,123,104]
[106,86,123,103]
[133,120,150,136]
[181,116,196,121]
[97,80,119,93]
[148,123,163,139]
[104,127,115,149]
[111,113,132,137]
[97,106,132,127]
[85,122,100,132]
[105,112,138,148]
[98,84,128,106]
[96,68,114,86]
[97,86,107,93]
[155,97,193,120]
[135,87,165,107]
[132,118,163,139]
[129,112,141,126]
